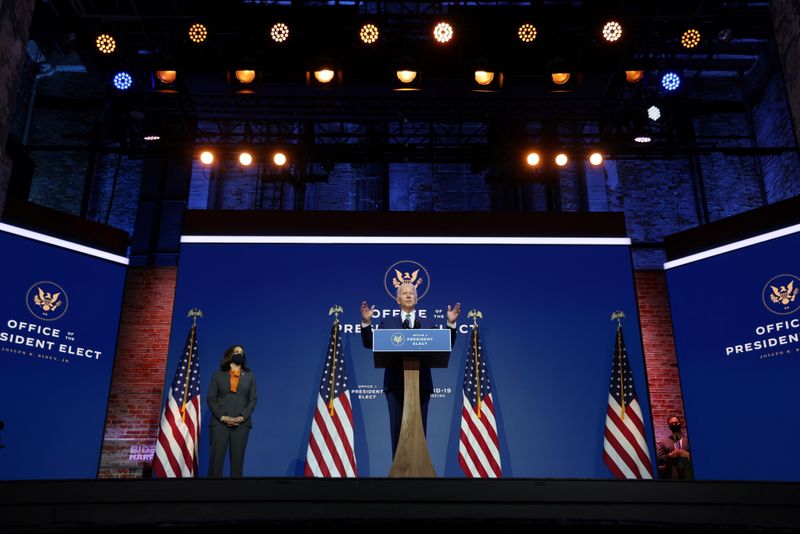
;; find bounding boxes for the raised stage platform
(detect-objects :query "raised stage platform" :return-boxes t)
[2,478,799,532]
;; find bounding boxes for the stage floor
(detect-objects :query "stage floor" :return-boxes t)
[2,478,799,532]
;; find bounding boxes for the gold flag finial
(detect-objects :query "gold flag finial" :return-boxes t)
[611,310,625,327]
[467,308,483,326]
[187,308,203,326]
[328,305,343,322]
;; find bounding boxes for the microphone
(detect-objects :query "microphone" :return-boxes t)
[402,318,410,329]
[413,319,421,329]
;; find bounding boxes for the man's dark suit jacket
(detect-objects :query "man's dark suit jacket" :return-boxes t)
[360,314,457,392]
[207,370,258,427]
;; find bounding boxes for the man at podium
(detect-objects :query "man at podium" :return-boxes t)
[361,283,460,455]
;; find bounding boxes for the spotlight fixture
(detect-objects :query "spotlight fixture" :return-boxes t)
[270,22,289,43]
[555,153,568,166]
[589,152,604,166]
[273,152,288,166]
[96,34,116,54]
[681,28,701,48]
[518,23,537,43]
[314,69,335,84]
[433,22,454,43]
[360,23,379,44]
[112,72,133,90]
[143,134,160,142]
[634,135,652,143]
[396,70,418,84]
[551,72,571,85]
[647,105,661,121]
[188,23,208,44]
[602,21,623,42]
[394,57,420,91]
[199,151,214,165]
[154,69,177,89]
[474,71,494,86]
[625,70,644,83]
[717,28,734,43]
[525,152,541,167]
[239,151,253,166]
[661,72,681,91]
[235,69,256,84]
[472,62,503,91]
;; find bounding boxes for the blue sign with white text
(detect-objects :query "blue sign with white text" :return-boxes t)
[164,239,652,478]
[0,228,126,479]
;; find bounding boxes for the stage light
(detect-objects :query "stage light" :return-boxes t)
[143,135,160,142]
[433,22,453,43]
[634,135,652,143]
[360,23,379,44]
[235,69,256,84]
[474,71,494,86]
[551,72,570,85]
[589,152,604,166]
[602,21,622,42]
[681,28,701,49]
[188,23,208,44]
[270,22,289,43]
[239,152,253,166]
[155,70,177,84]
[199,151,214,165]
[112,72,133,90]
[555,153,568,166]
[96,34,116,54]
[661,72,681,91]
[314,69,335,84]
[396,70,417,84]
[647,105,661,121]
[525,152,541,167]
[625,70,644,83]
[273,152,287,166]
[518,24,537,43]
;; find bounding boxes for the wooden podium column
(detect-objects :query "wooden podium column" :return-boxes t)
[388,356,436,477]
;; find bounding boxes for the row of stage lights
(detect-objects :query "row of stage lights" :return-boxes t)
[96,20,706,49]
[193,149,610,168]
[98,18,699,93]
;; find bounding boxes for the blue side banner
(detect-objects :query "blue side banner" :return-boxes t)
[165,241,651,478]
[0,229,126,480]
[666,229,800,481]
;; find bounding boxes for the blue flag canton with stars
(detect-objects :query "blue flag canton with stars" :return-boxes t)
[319,323,348,403]
[609,326,637,406]
[170,327,201,403]
[463,329,493,406]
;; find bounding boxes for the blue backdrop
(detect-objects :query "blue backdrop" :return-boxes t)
[0,228,127,480]
[666,228,800,481]
[165,240,653,478]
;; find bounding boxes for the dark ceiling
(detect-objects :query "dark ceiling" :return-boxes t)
[25,1,780,162]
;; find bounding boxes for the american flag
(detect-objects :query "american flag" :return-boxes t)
[603,322,654,479]
[458,325,502,478]
[304,321,357,477]
[152,324,201,478]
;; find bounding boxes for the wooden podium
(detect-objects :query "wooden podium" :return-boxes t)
[372,329,451,478]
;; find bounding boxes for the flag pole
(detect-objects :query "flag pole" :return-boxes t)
[181,308,203,422]
[468,309,483,418]
[611,310,626,421]
[327,305,343,416]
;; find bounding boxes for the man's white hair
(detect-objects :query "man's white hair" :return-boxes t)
[396,282,418,300]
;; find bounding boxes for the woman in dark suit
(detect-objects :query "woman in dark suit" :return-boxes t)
[207,345,257,478]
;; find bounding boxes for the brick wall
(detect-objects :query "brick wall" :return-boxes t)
[634,270,686,443]
[98,267,177,478]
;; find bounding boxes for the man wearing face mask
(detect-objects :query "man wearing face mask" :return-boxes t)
[207,345,258,478]
[656,414,693,480]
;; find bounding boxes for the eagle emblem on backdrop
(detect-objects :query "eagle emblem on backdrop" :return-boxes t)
[762,274,800,315]
[26,281,69,321]
[383,260,430,300]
